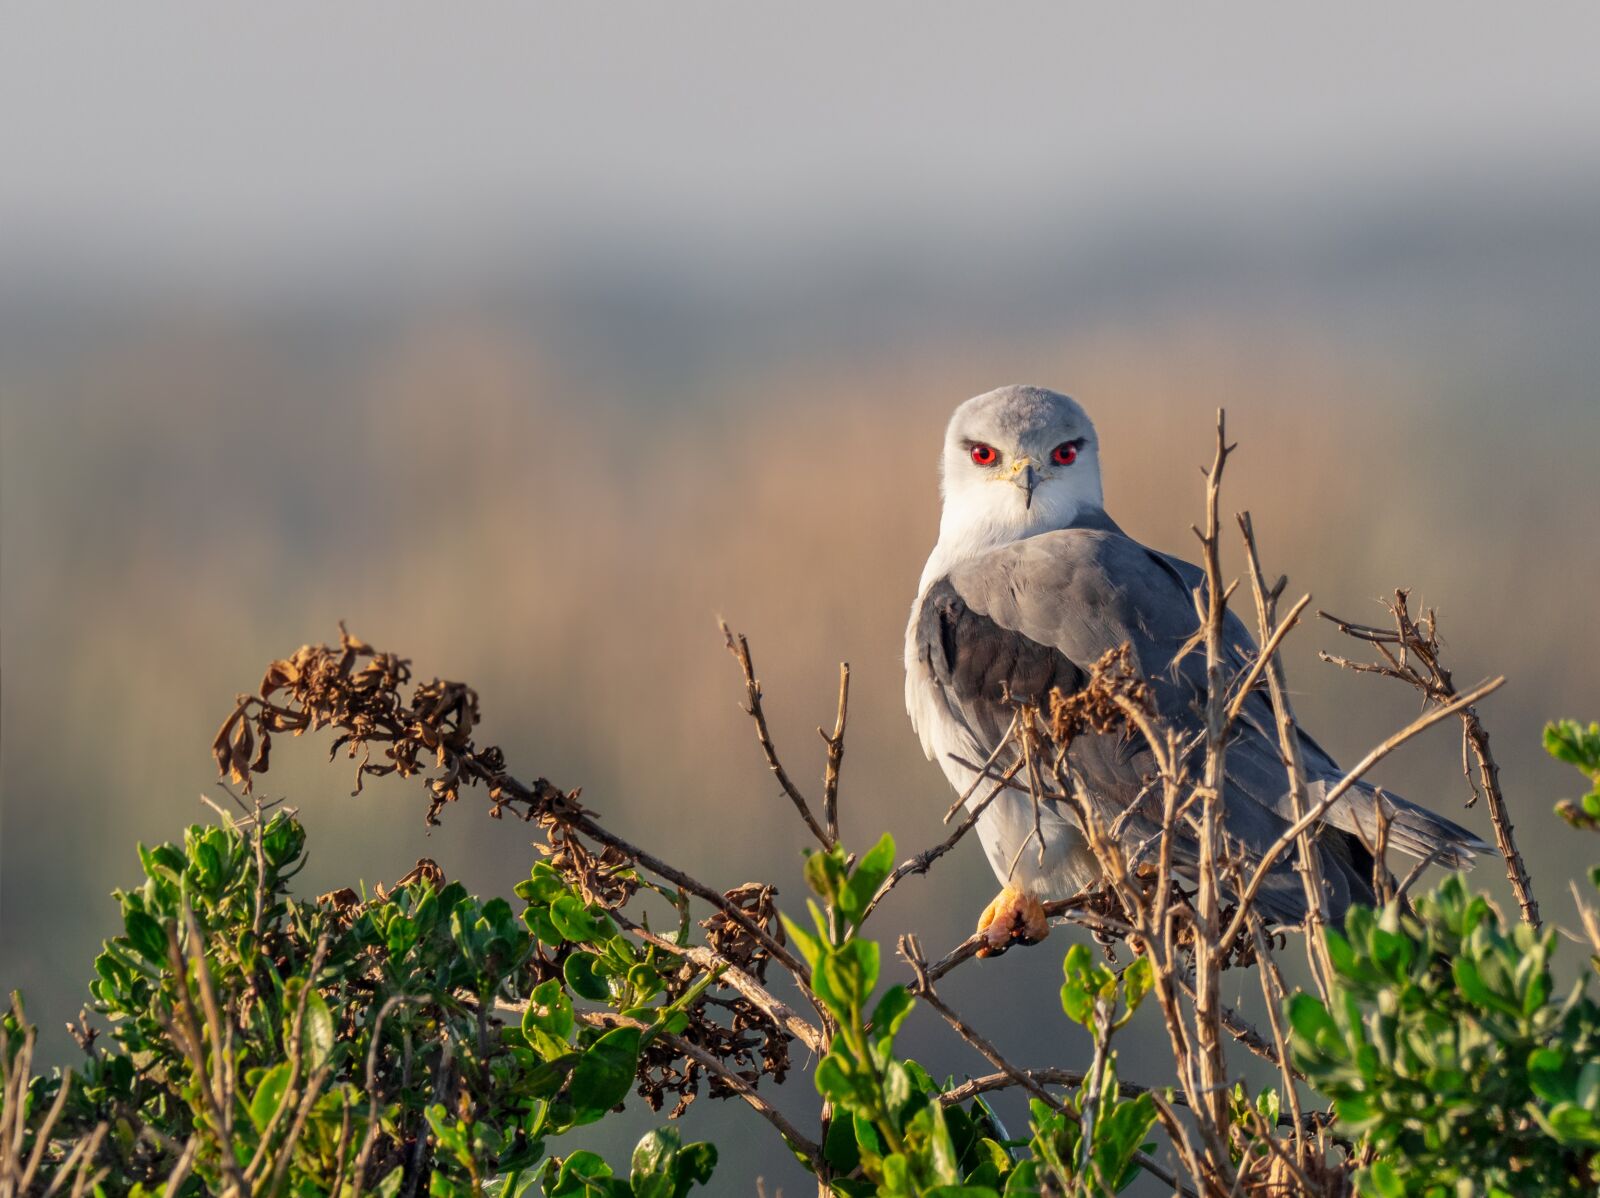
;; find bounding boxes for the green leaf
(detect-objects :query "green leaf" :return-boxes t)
[671,1142,717,1196]
[868,985,915,1045]
[568,1026,641,1123]
[630,1127,680,1198]
[781,914,822,972]
[523,905,563,945]
[122,910,169,965]
[1121,957,1153,1017]
[248,1063,292,1134]
[822,1113,862,1173]
[385,914,418,957]
[1452,957,1518,1020]
[298,987,335,1070]
[549,895,614,944]
[549,1151,619,1198]
[1286,994,1337,1044]
[522,979,575,1057]
[563,951,613,1002]
[1361,1160,1405,1198]
[523,1052,581,1099]
[814,1052,860,1105]
[803,848,842,904]
[820,939,880,1013]
[1545,720,1600,773]
[1255,1086,1281,1129]
[1060,943,1104,1026]
[839,834,896,926]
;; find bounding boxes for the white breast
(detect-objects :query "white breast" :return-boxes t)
[904,579,1098,900]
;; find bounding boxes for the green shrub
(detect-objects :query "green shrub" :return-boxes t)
[1289,721,1600,1197]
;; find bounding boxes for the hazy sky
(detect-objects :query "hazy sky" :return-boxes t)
[8,4,1600,278]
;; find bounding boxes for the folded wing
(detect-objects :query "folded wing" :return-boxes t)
[910,527,1488,922]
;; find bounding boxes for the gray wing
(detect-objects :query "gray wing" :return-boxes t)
[914,528,1487,922]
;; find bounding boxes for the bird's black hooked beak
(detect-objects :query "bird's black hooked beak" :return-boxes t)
[1013,462,1040,509]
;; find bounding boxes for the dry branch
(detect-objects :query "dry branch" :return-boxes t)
[1319,594,1540,928]
[720,620,833,850]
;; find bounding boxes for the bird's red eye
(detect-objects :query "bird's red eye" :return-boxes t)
[1052,442,1078,466]
[970,444,998,466]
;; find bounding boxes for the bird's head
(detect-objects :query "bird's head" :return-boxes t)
[936,385,1104,553]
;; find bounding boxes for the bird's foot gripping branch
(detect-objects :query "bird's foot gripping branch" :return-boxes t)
[4,417,1598,1197]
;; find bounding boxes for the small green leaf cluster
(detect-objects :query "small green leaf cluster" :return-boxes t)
[1020,947,1158,1194]
[786,837,1157,1196]
[1548,719,1600,832]
[787,836,983,1195]
[482,1127,713,1198]
[1291,831,1600,1192]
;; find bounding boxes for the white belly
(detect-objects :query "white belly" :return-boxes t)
[905,641,1098,900]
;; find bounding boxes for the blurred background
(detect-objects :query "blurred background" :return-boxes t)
[3,4,1599,1191]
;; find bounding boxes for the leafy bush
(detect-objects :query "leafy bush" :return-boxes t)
[3,805,723,1197]
[1289,722,1600,1197]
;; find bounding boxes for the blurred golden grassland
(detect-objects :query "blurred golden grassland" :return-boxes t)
[3,316,1596,1041]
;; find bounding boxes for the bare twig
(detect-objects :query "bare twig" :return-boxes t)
[820,663,850,846]
[901,935,1064,1112]
[939,1067,1319,1134]
[1248,912,1306,1155]
[721,621,832,849]
[1238,512,1332,999]
[159,924,250,1198]
[1220,674,1506,950]
[1190,408,1237,1173]
[1175,977,1301,1078]
[943,712,1025,821]
[265,1065,334,1198]
[349,995,430,1198]
[1320,595,1540,928]
[245,933,332,1184]
[162,1136,202,1198]
[1222,591,1312,730]
[859,757,1025,924]
[607,908,824,1054]
[569,811,816,989]
[920,894,1136,986]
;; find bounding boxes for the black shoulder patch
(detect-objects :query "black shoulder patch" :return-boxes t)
[916,577,1086,731]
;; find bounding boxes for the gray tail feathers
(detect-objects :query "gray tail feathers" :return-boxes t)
[1307,778,1492,866]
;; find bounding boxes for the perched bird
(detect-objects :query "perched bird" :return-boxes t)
[904,385,1489,955]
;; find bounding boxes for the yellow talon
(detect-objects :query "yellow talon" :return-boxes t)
[975,885,1050,958]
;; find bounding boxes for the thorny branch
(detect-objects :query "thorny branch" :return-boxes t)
[1188,409,1237,1173]
[1319,592,1540,929]
[720,620,834,850]
[1238,512,1333,1000]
